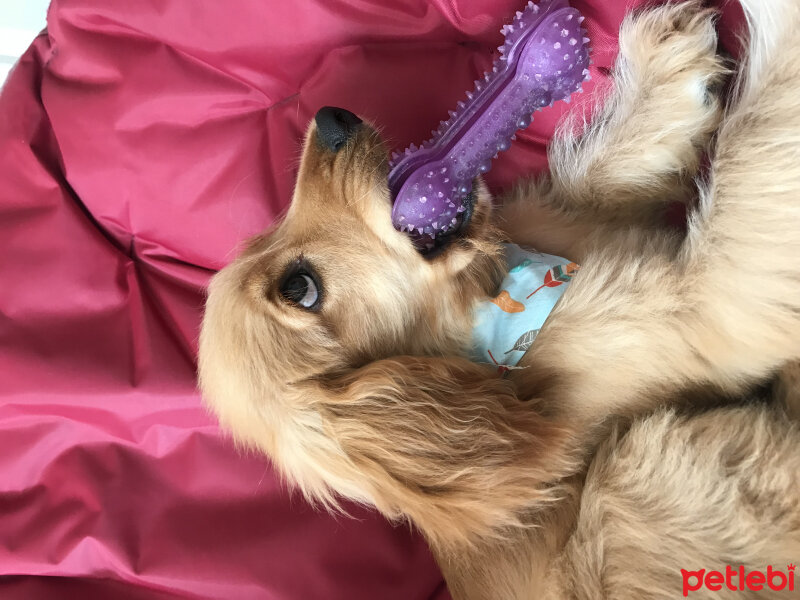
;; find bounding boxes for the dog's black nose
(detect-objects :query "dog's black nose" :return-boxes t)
[314,106,363,152]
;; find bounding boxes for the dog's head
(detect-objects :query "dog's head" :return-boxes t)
[198,108,570,549]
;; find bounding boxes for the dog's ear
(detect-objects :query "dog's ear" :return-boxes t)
[303,355,576,550]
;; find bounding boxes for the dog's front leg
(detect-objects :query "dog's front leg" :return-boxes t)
[498,2,726,260]
[515,0,800,432]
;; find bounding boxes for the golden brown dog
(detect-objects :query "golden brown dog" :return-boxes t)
[198,1,800,597]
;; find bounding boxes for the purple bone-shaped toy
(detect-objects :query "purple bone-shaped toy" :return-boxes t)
[388,0,591,238]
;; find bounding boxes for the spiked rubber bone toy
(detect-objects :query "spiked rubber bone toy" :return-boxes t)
[388,0,591,239]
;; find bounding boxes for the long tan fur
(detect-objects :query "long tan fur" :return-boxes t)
[198,1,800,597]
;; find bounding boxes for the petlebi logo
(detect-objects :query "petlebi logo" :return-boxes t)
[681,564,795,597]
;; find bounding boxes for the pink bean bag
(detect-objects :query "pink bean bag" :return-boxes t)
[0,1,743,598]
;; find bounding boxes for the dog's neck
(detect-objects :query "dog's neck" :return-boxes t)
[469,243,578,375]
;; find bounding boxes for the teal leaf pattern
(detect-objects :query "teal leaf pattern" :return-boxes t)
[505,329,540,354]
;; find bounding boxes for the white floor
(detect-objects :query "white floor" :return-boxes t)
[0,1,50,86]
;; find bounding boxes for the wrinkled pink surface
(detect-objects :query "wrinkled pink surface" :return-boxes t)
[0,1,742,598]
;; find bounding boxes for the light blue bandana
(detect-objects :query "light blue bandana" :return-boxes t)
[470,243,579,374]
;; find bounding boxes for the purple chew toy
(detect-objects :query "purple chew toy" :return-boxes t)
[388,0,591,239]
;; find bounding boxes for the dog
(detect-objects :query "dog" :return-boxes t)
[198,1,800,597]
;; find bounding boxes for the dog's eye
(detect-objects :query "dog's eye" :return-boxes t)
[280,268,321,310]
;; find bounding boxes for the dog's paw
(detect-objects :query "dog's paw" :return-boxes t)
[616,1,727,143]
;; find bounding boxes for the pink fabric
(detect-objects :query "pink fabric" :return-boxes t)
[0,1,743,598]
